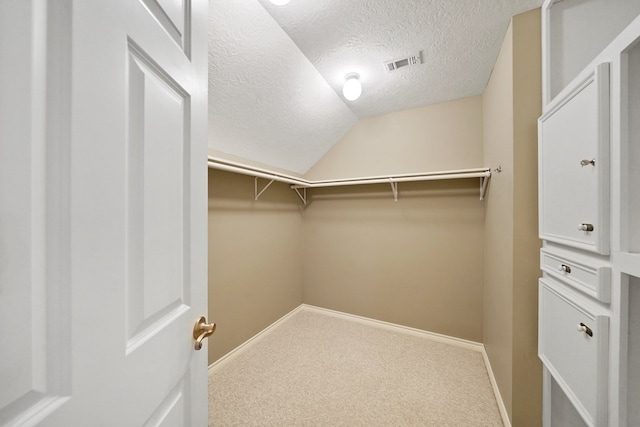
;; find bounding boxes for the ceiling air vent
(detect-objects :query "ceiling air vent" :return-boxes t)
[384,52,423,72]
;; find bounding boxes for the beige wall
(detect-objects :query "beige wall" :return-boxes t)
[483,17,515,419]
[301,96,485,341]
[302,180,485,341]
[511,9,543,426]
[305,96,484,180]
[483,9,542,426]
[207,170,303,364]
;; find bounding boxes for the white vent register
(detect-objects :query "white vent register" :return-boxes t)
[384,52,423,72]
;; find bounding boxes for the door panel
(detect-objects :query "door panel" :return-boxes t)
[0,0,208,424]
[0,1,72,425]
[140,0,191,55]
[539,279,609,426]
[143,379,188,426]
[126,41,191,350]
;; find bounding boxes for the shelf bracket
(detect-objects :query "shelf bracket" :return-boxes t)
[255,177,275,201]
[479,175,489,201]
[389,179,398,202]
[293,187,307,205]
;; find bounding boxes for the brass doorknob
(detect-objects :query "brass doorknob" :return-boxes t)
[193,316,216,350]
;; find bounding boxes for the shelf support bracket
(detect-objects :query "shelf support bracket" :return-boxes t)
[389,179,398,202]
[479,175,489,201]
[293,187,307,205]
[255,177,275,201]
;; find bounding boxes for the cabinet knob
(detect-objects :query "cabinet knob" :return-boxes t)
[560,264,572,274]
[577,322,593,337]
[580,158,596,167]
[577,223,594,232]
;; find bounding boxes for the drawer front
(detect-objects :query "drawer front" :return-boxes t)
[539,279,609,426]
[539,63,610,255]
[540,249,611,302]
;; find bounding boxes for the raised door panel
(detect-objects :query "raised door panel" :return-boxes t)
[539,63,610,254]
[539,279,609,426]
[0,1,72,425]
[126,41,191,353]
[140,0,191,56]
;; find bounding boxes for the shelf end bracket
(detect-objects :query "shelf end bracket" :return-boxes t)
[480,175,490,201]
[389,179,398,202]
[255,177,275,201]
[294,187,307,205]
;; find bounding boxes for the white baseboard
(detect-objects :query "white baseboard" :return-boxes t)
[208,303,511,427]
[300,304,484,352]
[481,347,512,427]
[208,304,304,373]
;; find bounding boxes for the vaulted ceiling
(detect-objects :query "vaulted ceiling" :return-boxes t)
[208,0,542,174]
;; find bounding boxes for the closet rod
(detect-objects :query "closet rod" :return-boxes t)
[305,167,491,184]
[207,160,307,186]
[289,171,490,189]
[207,157,491,201]
[208,156,306,185]
[209,157,490,187]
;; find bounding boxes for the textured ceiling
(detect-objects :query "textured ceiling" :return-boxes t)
[208,0,542,174]
[208,0,357,174]
[258,0,543,119]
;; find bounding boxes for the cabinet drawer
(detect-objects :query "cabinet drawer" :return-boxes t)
[538,63,610,255]
[540,249,611,302]
[539,279,609,427]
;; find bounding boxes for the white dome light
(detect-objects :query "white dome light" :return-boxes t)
[269,0,290,5]
[342,73,362,101]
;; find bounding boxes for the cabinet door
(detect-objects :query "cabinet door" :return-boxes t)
[539,279,609,426]
[539,63,610,254]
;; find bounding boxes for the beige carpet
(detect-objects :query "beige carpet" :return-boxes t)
[208,308,503,426]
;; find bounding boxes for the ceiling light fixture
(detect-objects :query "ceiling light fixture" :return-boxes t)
[342,73,362,101]
[269,0,290,5]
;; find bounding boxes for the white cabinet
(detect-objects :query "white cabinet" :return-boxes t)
[539,280,609,427]
[540,2,640,426]
[539,63,610,255]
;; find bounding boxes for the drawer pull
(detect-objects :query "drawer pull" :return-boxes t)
[577,322,593,337]
[560,264,572,273]
[580,158,596,167]
[577,223,595,232]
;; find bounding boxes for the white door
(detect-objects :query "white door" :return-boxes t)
[0,0,209,425]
